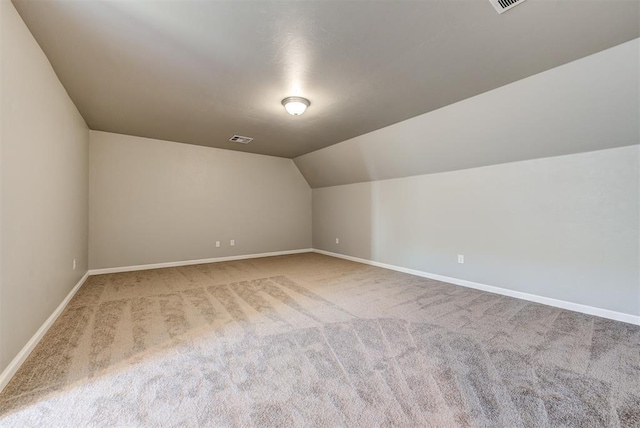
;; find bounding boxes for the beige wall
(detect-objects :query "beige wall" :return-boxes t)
[313,146,640,316]
[303,39,639,318]
[1,1,90,372]
[89,131,311,269]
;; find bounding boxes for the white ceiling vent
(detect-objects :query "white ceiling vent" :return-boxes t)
[229,135,253,144]
[489,0,527,14]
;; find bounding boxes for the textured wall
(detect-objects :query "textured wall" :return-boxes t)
[89,132,311,269]
[313,146,639,316]
[295,39,639,188]
[1,2,90,372]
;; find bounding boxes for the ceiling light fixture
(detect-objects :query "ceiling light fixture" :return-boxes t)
[282,96,310,116]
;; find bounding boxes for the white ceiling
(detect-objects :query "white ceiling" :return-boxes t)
[13,0,640,158]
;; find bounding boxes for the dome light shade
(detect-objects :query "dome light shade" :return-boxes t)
[282,96,310,116]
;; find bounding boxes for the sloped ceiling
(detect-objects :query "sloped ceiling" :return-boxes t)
[12,0,640,158]
[294,39,640,188]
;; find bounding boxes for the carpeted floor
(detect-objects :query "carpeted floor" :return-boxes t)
[0,253,638,427]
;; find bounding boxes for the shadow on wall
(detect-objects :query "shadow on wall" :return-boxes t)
[311,144,378,260]
[312,138,437,265]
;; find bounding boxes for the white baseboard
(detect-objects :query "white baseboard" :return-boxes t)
[0,248,313,392]
[313,249,640,326]
[88,248,314,275]
[2,247,636,393]
[0,271,90,393]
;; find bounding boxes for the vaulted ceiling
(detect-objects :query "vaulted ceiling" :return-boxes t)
[13,0,640,158]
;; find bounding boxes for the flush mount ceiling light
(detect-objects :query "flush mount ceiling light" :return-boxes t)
[281,96,310,116]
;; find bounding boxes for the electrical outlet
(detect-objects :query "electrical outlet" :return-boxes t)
[458,254,464,264]
[216,241,220,248]
[73,259,77,270]
[230,239,235,247]
[336,238,339,244]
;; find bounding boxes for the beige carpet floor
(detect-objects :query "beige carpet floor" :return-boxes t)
[0,253,638,427]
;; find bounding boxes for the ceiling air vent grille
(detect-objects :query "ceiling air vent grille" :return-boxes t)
[229,135,253,144]
[489,0,527,14]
